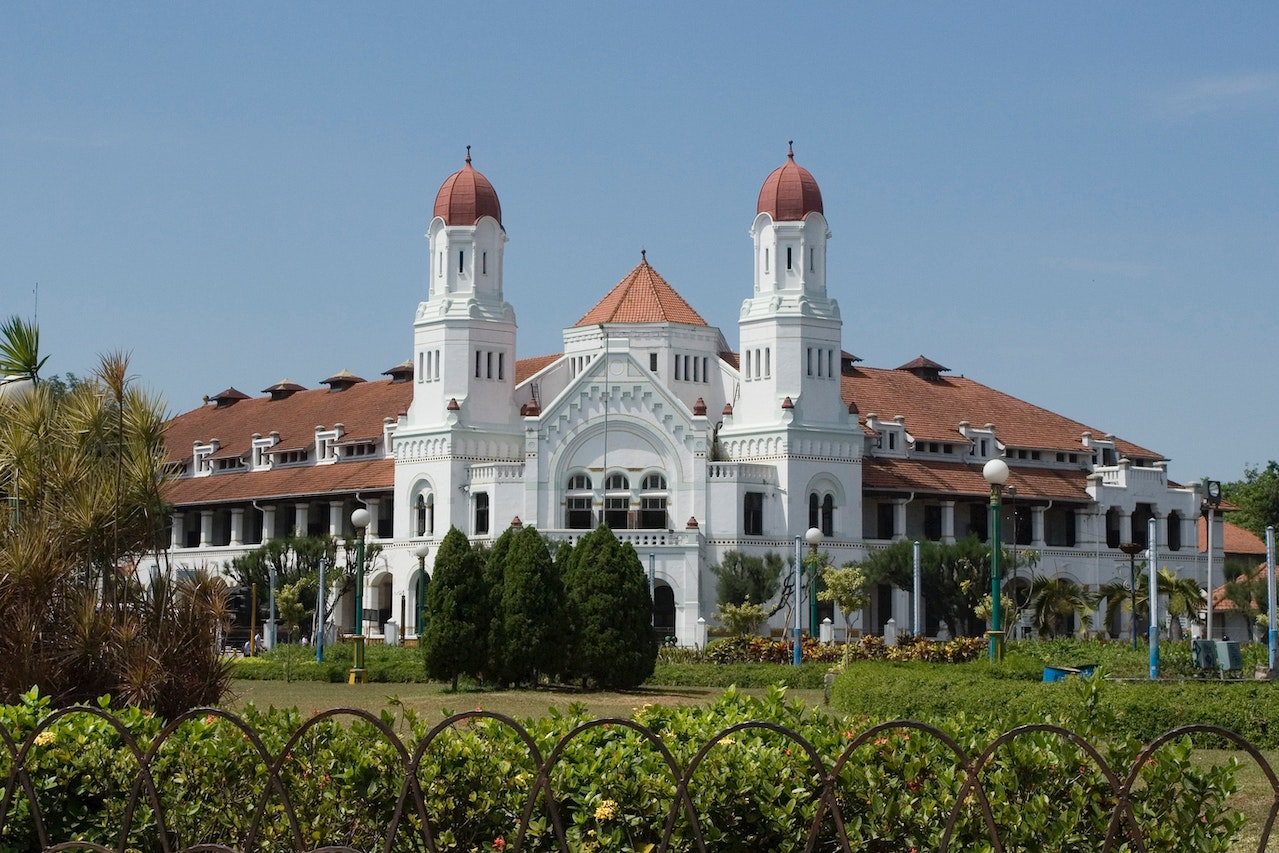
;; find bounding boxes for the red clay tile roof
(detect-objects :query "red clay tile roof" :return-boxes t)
[166,458,393,506]
[862,457,1092,502]
[843,365,1161,460]
[575,255,708,327]
[1200,517,1268,556]
[164,378,413,471]
[433,148,502,226]
[757,143,824,221]
[515,353,561,384]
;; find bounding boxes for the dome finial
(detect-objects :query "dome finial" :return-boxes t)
[787,139,794,159]
[465,144,472,165]
[641,247,647,264]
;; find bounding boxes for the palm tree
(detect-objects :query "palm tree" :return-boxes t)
[1028,576,1096,639]
[1158,567,1204,641]
[0,315,48,387]
[1098,577,1150,640]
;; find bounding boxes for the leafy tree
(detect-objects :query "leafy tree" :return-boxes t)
[858,536,993,637]
[818,563,870,633]
[1,345,232,713]
[1223,462,1279,540]
[561,524,657,689]
[712,599,769,635]
[226,534,347,641]
[422,527,487,690]
[711,550,787,611]
[497,526,566,686]
[1222,563,1269,639]
[1027,576,1095,638]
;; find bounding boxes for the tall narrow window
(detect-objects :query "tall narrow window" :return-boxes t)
[743,492,764,536]
[482,251,487,274]
[764,349,770,378]
[458,250,465,274]
[809,247,815,271]
[786,247,793,270]
[486,351,493,379]
[693,357,699,382]
[764,248,769,273]
[498,352,505,381]
[604,473,630,530]
[702,357,709,383]
[809,492,820,530]
[744,350,751,380]
[438,252,443,277]
[675,356,682,381]
[474,493,490,535]
[475,351,482,378]
[566,473,593,529]
[640,473,668,529]
[417,352,424,384]
[650,352,658,371]
[754,349,762,379]
[807,348,813,376]
[821,494,834,536]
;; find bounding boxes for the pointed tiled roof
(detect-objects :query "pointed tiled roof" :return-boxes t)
[575,254,708,327]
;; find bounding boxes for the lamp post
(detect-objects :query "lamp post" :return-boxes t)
[414,542,430,641]
[792,535,802,665]
[1119,542,1144,651]
[805,527,823,640]
[349,507,370,684]
[1148,518,1159,679]
[1203,479,1222,640]
[983,458,1010,662]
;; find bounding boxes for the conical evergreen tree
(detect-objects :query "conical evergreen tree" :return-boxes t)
[562,524,657,689]
[483,525,517,681]
[422,527,486,690]
[500,526,566,687]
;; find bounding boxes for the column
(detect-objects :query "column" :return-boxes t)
[261,504,277,542]
[199,510,213,548]
[366,498,382,539]
[328,500,344,537]
[893,499,909,541]
[941,500,956,544]
[230,507,244,546]
[294,502,310,537]
[1119,509,1132,545]
[171,512,184,549]
[1031,506,1046,548]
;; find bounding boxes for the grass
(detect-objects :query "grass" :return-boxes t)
[223,678,829,724]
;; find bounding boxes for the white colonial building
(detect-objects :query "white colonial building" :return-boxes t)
[159,146,1218,645]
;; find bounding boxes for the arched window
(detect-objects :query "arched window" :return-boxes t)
[566,473,594,529]
[640,473,668,529]
[604,473,630,529]
[809,492,820,530]
[821,494,834,537]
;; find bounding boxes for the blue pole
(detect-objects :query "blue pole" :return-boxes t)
[1267,526,1276,673]
[793,535,802,665]
[1148,518,1159,679]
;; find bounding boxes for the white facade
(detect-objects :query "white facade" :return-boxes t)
[158,151,1214,646]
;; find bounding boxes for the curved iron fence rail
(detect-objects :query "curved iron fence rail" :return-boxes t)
[2,706,1277,853]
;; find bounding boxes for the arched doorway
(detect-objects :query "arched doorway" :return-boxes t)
[652,582,676,644]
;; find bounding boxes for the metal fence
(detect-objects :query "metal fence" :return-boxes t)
[3,705,1277,852]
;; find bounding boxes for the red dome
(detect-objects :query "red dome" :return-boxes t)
[433,148,502,226]
[756,142,823,221]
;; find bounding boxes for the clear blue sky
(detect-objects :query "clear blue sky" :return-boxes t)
[3,4,1276,485]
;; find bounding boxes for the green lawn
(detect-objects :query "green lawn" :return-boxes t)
[224,678,827,723]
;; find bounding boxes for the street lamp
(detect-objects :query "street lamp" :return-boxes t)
[349,507,370,684]
[983,458,1010,662]
[1119,542,1144,650]
[805,527,823,639]
[414,541,430,640]
[1203,479,1222,640]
